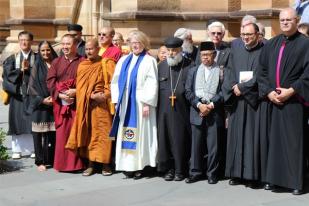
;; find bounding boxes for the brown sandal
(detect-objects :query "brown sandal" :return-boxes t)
[82,167,94,176]
[102,165,112,176]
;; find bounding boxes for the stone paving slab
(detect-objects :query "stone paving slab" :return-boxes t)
[1,99,309,206]
[0,157,309,206]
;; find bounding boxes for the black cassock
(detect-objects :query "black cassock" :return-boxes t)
[257,32,309,190]
[157,57,192,175]
[222,42,264,180]
[2,52,37,135]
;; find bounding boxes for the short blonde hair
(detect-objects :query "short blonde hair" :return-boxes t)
[128,30,150,51]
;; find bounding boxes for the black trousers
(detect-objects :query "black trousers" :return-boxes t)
[190,118,221,178]
[33,132,56,166]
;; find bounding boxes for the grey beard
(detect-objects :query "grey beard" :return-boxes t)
[182,40,193,54]
[167,53,183,67]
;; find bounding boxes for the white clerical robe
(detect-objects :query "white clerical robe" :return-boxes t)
[111,53,158,171]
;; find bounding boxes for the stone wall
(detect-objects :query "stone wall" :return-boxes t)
[0,0,295,57]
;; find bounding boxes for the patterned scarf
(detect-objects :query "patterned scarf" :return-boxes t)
[195,64,220,103]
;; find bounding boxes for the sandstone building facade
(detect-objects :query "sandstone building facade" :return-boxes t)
[0,0,295,57]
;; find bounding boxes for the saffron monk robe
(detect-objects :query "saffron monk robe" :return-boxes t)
[66,39,115,176]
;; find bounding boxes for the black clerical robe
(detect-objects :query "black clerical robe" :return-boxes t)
[222,42,264,180]
[157,57,192,175]
[184,46,198,66]
[257,32,309,190]
[77,40,86,57]
[2,51,37,135]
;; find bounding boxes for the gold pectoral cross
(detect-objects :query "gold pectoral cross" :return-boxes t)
[169,94,176,107]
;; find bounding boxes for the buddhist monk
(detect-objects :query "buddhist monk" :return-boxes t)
[66,38,115,176]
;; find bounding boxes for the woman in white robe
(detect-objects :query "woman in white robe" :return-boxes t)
[110,30,158,179]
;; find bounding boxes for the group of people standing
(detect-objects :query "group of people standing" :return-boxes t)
[1,7,309,195]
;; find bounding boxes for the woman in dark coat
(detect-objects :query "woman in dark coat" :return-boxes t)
[29,41,57,171]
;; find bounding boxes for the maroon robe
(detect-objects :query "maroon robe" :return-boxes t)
[101,44,122,62]
[46,55,85,172]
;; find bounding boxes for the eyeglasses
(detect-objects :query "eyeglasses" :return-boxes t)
[98,33,107,37]
[211,32,222,36]
[241,33,256,37]
[130,41,141,45]
[279,18,296,23]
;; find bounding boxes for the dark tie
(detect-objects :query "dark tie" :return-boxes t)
[275,41,286,88]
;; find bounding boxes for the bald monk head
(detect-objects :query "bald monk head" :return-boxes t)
[85,38,100,61]
[98,26,115,47]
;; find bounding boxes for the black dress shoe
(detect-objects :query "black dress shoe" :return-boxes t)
[208,176,218,184]
[123,171,134,178]
[174,174,185,181]
[133,171,143,180]
[228,178,241,186]
[264,183,274,190]
[185,175,201,184]
[292,189,303,195]
[246,180,261,189]
[164,169,175,181]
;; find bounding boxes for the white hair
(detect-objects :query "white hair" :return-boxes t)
[241,15,257,25]
[208,21,226,33]
[174,28,191,40]
[167,52,183,66]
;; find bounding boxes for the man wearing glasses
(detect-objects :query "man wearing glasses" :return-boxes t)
[222,23,264,188]
[98,26,122,63]
[257,7,309,195]
[196,21,230,70]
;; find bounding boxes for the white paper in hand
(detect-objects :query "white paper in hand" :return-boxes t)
[239,71,253,83]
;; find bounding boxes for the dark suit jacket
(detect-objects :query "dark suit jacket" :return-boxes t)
[185,65,224,126]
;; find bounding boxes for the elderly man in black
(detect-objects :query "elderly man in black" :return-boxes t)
[157,37,192,181]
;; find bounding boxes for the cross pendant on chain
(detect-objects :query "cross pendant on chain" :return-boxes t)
[169,93,176,107]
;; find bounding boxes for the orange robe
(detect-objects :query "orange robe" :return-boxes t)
[66,58,115,163]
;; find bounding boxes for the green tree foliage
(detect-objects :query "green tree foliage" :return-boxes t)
[0,128,9,160]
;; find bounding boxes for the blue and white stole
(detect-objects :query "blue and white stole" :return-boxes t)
[109,51,146,150]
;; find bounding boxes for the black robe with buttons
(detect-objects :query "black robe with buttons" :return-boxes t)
[157,57,192,175]
[257,32,309,190]
[222,42,264,181]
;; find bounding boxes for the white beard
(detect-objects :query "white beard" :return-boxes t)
[182,40,193,54]
[167,52,183,67]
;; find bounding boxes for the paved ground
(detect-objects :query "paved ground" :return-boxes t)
[1,103,309,206]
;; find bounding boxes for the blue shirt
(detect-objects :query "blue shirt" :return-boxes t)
[294,0,309,23]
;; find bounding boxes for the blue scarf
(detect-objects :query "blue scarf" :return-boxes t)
[110,51,146,150]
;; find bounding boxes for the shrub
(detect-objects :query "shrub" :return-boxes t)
[0,128,9,160]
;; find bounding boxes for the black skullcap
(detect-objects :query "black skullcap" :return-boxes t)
[67,24,83,32]
[164,37,183,48]
[200,41,215,51]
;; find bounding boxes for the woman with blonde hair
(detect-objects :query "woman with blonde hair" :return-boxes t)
[110,30,158,179]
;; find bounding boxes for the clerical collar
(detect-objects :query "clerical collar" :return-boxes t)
[283,31,300,41]
[21,50,31,59]
[245,41,259,51]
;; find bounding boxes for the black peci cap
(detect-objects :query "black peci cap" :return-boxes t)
[200,41,215,51]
